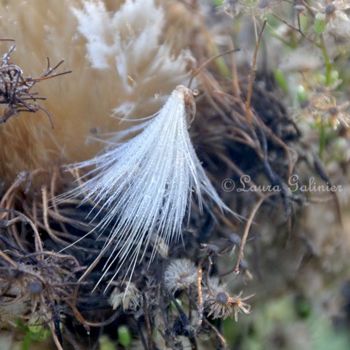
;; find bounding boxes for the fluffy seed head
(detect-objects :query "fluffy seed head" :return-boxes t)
[164,258,197,294]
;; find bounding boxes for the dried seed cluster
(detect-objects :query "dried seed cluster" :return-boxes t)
[163,261,252,322]
[0,41,70,125]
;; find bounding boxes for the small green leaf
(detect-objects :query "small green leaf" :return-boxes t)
[316,73,326,84]
[294,296,312,319]
[21,333,32,350]
[27,325,50,342]
[296,85,308,104]
[314,13,327,34]
[213,0,224,6]
[99,335,116,350]
[118,325,132,348]
[330,69,339,84]
[273,69,288,93]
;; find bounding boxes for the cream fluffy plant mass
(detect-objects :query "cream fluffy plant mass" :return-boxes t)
[0,0,190,182]
[72,0,191,117]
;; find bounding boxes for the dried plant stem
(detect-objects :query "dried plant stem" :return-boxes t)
[197,265,203,327]
[245,20,267,123]
[256,119,296,177]
[188,48,239,88]
[4,209,43,253]
[229,39,241,98]
[0,173,26,213]
[233,194,271,274]
[49,321,64,350]
[143,295,156,350]
[271,13,318,45]
[203,319,227,350]
[68,296,120,328]
[0,250,17,267]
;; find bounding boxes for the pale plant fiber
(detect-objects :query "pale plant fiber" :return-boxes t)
[67,86,231,291]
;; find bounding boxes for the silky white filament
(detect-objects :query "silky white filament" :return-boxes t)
[66,85,231,291]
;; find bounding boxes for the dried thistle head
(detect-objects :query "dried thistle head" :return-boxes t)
[205,278,252,321]
[0,249,79,328]
[306,92,350,129]
[311,0,350,40]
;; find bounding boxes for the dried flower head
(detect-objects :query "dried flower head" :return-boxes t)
[64,85,232,291]
[205,278,252,321]
[0,42,70,125]
[327,10,350,40]
[164,258,197,294]
[109,282,141,311]
[311,0,350,40]
[307,92,350,129]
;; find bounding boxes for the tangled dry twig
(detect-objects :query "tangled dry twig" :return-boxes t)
[0,40,71,126]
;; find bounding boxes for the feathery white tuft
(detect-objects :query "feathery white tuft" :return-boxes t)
[67,86,230,291]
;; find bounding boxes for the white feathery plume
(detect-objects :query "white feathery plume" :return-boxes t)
[72,1,114,70]
[65,86,232,292]
[72,0,164,73]
[72,0,192,117]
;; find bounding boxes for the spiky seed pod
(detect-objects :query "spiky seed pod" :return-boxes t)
[204,278,252,321]
[163,258,197,294]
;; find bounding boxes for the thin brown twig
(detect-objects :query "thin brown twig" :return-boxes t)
[49,321,64,350]
[230,39,241,98]
[0,250,17,268]
[143,294,156,350]
[203,319,227,350]
[197,265,203,327]
[233,194,271,274]
[245,20,267,123]
[271,13,319,46]
[188,48,239,88]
